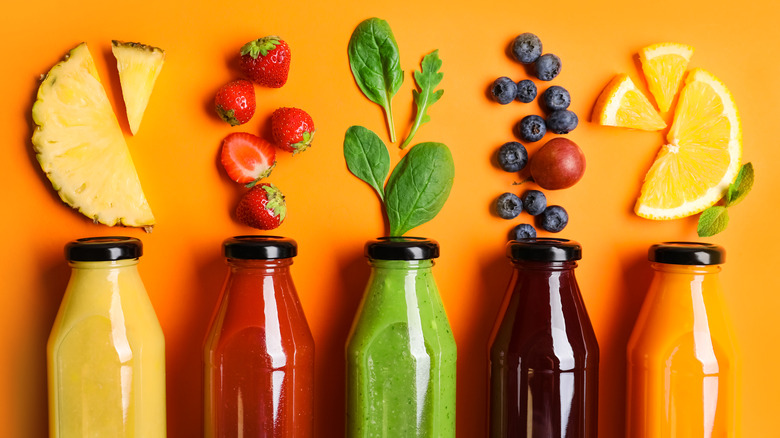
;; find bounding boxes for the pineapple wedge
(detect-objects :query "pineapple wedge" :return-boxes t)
[32,43,155,229]
[111,40,165,135]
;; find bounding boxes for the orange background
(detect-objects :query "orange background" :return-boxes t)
[1,0,779,436]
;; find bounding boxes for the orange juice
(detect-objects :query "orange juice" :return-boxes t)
[47,237,166,437]
[627,242,739,438]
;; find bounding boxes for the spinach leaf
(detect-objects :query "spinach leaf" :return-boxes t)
[401,50,444,149]
[343,126,390,200]
[385,142,454,236]
[348,17,404,143]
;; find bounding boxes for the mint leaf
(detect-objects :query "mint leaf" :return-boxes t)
[343,126,390,201]
[697,206,730,237]
[400,50,444,149]
[726,162,754,207]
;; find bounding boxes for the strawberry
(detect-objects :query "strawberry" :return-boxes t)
[271,107,315,154]
[239,36,291,88]
[215,79,255,126]
[235,183,286,230]
[221,132,276,186]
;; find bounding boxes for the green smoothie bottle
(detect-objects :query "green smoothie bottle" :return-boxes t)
[346,237,456,437]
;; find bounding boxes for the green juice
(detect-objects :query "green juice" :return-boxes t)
[347,252,456,438]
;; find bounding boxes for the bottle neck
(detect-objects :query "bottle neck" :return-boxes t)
[368,259,434,271]
[227,258,293,274]
[511,260,578,272]
[69,258,139,270]
[651,262,721,275]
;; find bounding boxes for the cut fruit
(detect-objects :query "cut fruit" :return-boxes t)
[638,42,694,113]
[592,74,666,131]
[32,43,155,229]
[111,40,165,135]
[635,68,742,220]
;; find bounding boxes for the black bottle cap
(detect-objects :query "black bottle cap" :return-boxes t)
[224,235,297,260]
[507,238,582,262]
[65,236,142,261]
[649,242,725,265]
[365,237,440,260]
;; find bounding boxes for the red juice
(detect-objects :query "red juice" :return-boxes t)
[204,236,314,438]
[489,238,599,437]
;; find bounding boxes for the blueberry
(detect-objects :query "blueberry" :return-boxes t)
[511,33,542,64]
[517,115,546,143]
[515,79,537,103]
[546,110,578,134]
[535,53,562,81]
[491,77,517,104]
[521,190,547,216]
[538,205,568,232]
[542,85,571,111]
[510,223,537,240]
[497,141,528,172]
[496,193,523,219]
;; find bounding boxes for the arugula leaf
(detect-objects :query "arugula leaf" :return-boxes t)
[348,18,404,143]
[343,126,390,200]
[385,142,454,236]
[697,206,730,237]
[400,50,444,149]
[726,162,754,207]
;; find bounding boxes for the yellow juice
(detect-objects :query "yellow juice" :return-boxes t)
[627,243,740,438]
[47,238,166,437]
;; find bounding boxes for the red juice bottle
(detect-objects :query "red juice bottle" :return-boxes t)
[489,238,599,437]
[204,236,314,438]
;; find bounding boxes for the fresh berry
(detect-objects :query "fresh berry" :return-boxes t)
[510,223,537,240]
[538,205,568,232]
[511,33,542,64]
[515,79,537,103]
[497,141,528,172]
[491,77,517,104]
[214,79,255,126]
[535,54,562,81]
[239,36,291,88]
[496,193,523,219]
[517,115,546,142]
[521,190,547,216]
[546,109,579,134]
[542,85,571,111]
[221,133,276,186]
[235,183,287,230]
[270,107,315,154]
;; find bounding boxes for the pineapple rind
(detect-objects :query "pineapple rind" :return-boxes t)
[31,42,155,228]
[111,40,165,135]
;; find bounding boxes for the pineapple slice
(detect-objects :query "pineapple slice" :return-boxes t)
[111,40,165,135]
[32,43,155,229]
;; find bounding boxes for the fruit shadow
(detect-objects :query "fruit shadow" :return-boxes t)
[164,251,225,437]
[313,251,369,435]
[456,251,511,435]
[597,251,653,438]
[14,253,70,438]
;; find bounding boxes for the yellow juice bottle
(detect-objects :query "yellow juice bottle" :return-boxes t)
[47,237,166,437]
[627,242,740,438]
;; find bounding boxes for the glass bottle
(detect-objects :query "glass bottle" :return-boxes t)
[489,238,599,437]
[346,237,456,437]
[47,236,166,437]
[627,242,740,437]
[203,235,314,438]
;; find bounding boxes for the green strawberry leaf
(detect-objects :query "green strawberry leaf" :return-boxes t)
[401,50,444,149]
[697,206,729,237]
[726,162,754,207]
[241,36,281,58]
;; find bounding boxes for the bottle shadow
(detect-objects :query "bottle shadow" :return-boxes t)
[597,252,652,438]
[16,253,70,438]
[313,251,368,436]
[457,250,512,436]
[164,249,225,438]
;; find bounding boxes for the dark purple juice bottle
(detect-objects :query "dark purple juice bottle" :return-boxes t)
[489,238,599,437]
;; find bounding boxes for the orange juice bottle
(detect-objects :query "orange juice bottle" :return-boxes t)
[627,242,740,437]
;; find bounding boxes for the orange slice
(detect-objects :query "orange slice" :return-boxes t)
[635,68,742,220]
[592,73,666,131]
[639,42,694,113]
